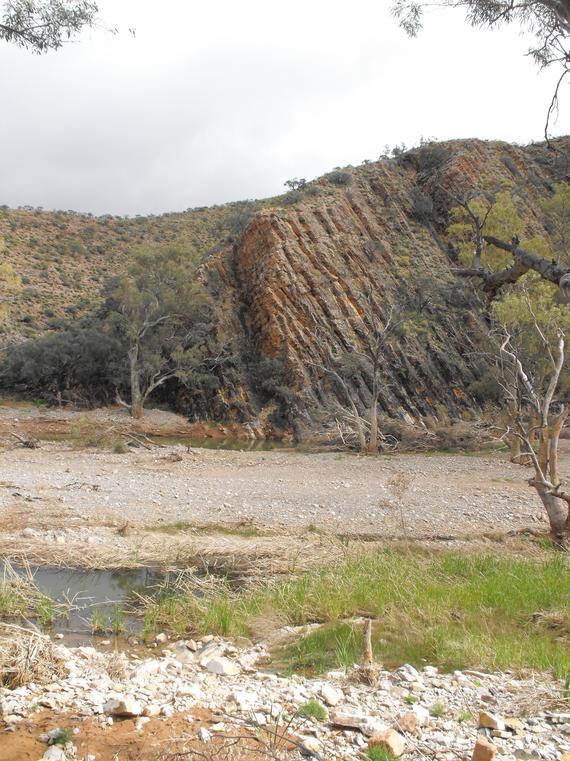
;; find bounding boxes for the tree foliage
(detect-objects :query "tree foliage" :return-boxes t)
[107,243,213,417]
[0,318,125,404]
[0,0,99,52]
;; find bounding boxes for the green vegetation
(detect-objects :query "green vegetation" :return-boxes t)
[367,747,399,761]
[429,701,446,718]
[140,549,570,678]
[48,728,74,747]
[109,243,213,418]
[296,699,328,721]
[0,566,60,626]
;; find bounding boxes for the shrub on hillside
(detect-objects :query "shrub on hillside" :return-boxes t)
[326,170,352,186]
[409,188,434,223]
[415,143,450,174]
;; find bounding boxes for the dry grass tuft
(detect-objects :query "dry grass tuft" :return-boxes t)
[0,623,66,688]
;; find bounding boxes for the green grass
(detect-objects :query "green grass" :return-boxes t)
[139,549,570,678]
[367,748,398,761]
[0,567,59,625]
[49,728,73,747]
[429,701,446,718]
[296,699,328,721]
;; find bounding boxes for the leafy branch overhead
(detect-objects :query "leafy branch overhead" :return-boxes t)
[445,185,570,298]
[0,0,103,52]
[392,0,570,138]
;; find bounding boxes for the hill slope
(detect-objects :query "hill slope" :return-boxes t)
[2,137,568,435]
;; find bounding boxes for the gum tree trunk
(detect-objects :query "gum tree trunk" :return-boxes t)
[128,344,144,419]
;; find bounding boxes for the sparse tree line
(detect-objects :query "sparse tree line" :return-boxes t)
[0,244,226,418]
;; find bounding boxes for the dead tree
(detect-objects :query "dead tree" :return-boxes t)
[498,327,569,543]
[310,298,402,454]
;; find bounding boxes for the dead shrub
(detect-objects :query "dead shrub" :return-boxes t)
[0,624,66,688]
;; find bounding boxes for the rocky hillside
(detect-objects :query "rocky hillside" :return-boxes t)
[1,137,568,434]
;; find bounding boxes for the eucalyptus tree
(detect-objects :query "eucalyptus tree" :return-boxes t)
[108,244,212,419]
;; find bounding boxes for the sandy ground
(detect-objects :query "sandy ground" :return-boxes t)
[0,406,560,569]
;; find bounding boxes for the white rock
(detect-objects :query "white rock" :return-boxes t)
[42,748,66,761]
[320,684,343,707]
[155,633,168,644]
[135,717,150,732]
[300,736,322,756]
[103,697,143,717]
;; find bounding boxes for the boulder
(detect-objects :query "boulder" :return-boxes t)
[368,728,406,757]
[471,736,497,761]
[330,709,368,730]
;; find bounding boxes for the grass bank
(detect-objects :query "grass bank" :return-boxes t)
[142,549,570,678]
[0,563,61,627]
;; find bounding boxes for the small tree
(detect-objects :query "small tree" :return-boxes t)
[284,178,306,191]
[108,244,211,419]
[312,290,402,454]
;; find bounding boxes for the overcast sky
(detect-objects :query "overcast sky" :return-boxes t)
[0,0,567,216]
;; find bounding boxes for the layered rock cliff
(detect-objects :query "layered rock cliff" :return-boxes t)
[198,137,569,433]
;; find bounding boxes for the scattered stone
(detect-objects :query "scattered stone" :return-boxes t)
[396,711,419,734]
[300,736,323,757]
[155,632,168,644]
[143,704,161,718]
[199,727,212,742]
[42,747,67,761]
[368,728,406,757]
[479,710,505,731]
[320,684,343,707]
[205,657,239,676]
[471,736,497,761]
[103,697,143,717]
[330,709,368,730]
